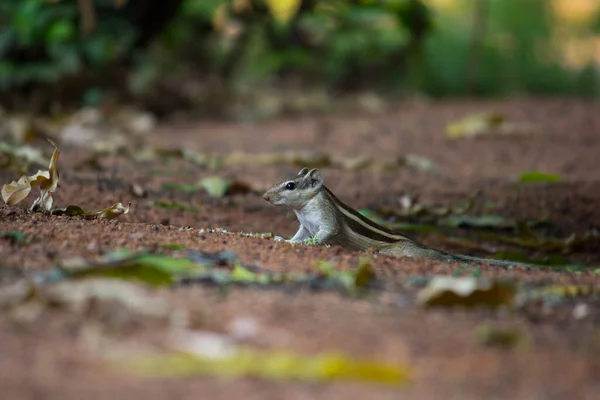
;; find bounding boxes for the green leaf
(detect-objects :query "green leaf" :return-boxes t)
[47,21,74,43]
[110,348,411,385]
[160,182,201,193]
[67,255,200,286]
[316,259,374,292]
[199,176,231,198]
[146,200,199,212]
[483,223,598,254]
[518,171,561,183]
[441,214,511,229]
[476,325,528,349]
[231,264,271,285]
[357,209,442,233]
[158,243,186,250]
[0,230,28,245]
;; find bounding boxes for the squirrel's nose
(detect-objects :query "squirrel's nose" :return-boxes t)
[263,193,270,202]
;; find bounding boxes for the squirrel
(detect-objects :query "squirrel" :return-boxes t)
[263,167,524,268]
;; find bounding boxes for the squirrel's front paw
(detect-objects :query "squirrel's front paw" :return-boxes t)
[273,236,286,242]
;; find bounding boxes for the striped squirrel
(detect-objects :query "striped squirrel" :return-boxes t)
[263,167,523,267]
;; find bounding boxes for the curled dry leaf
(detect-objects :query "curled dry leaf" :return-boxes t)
[1,139,59,211]
[1,176,33,205]
[94,202,131,220]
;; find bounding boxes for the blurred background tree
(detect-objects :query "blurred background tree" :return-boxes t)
[0,0,599,116]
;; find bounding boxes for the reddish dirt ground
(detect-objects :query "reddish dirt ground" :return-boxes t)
[1,98,600,399]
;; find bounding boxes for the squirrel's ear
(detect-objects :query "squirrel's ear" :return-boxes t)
[303,168,324,188]
[297,167,309,176]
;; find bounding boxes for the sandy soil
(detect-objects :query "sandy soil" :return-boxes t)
[1,98,600,399]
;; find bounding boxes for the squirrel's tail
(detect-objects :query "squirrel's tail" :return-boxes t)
[449,253,529,268]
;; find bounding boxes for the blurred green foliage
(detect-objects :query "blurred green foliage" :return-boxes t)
[419,0,600,97]
[141,0,433,92]
[0,0,137,89]
[0,0,599,110]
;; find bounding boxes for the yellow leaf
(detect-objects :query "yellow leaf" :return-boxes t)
[445,112,538,140]
[110,347,411,385]
[265,0,301,24]
[1,176,32,205]
[445,113,505,139]
[533,285,599,298]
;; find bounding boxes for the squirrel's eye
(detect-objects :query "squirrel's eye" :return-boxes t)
[285,182,296,190]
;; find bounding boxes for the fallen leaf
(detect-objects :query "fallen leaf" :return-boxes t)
[200,177,230,198]
[43,278,169,317]
[446,112,537,139]
[401,154,438,174]
[340,155,373,171]
[357,210,442,233]
[374,193,477,220]
[0,230,28,245]
[51,205,86,217]
[354,256,375,288]
[110,347,410,385]
[66,254,200,286]
[28,139,60,211]
[1,176,33,205]
[30,190,54,211]
[532,285,600,298]
[483,223,599,253]
[131,183,146,197]
[198,177,252,198]
[158,243,186,250]
[417,276,517,308]
[231,264,271,285]
[94,202,131,220]
[487,251,574,267]
[441,214,511,229]
[475,325,528,349]
[0,139,61,211]
[518,171,562,183]
[0,141,47,172]
[147,199,199,212]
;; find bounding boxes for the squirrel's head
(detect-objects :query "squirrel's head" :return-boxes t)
[262,167,324,210]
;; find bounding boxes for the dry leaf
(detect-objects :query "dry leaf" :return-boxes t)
[1,176,33,205]
[30,139,60,211]
[93,202,131,220]
[446,112,537,140]
[417,276,517,308]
